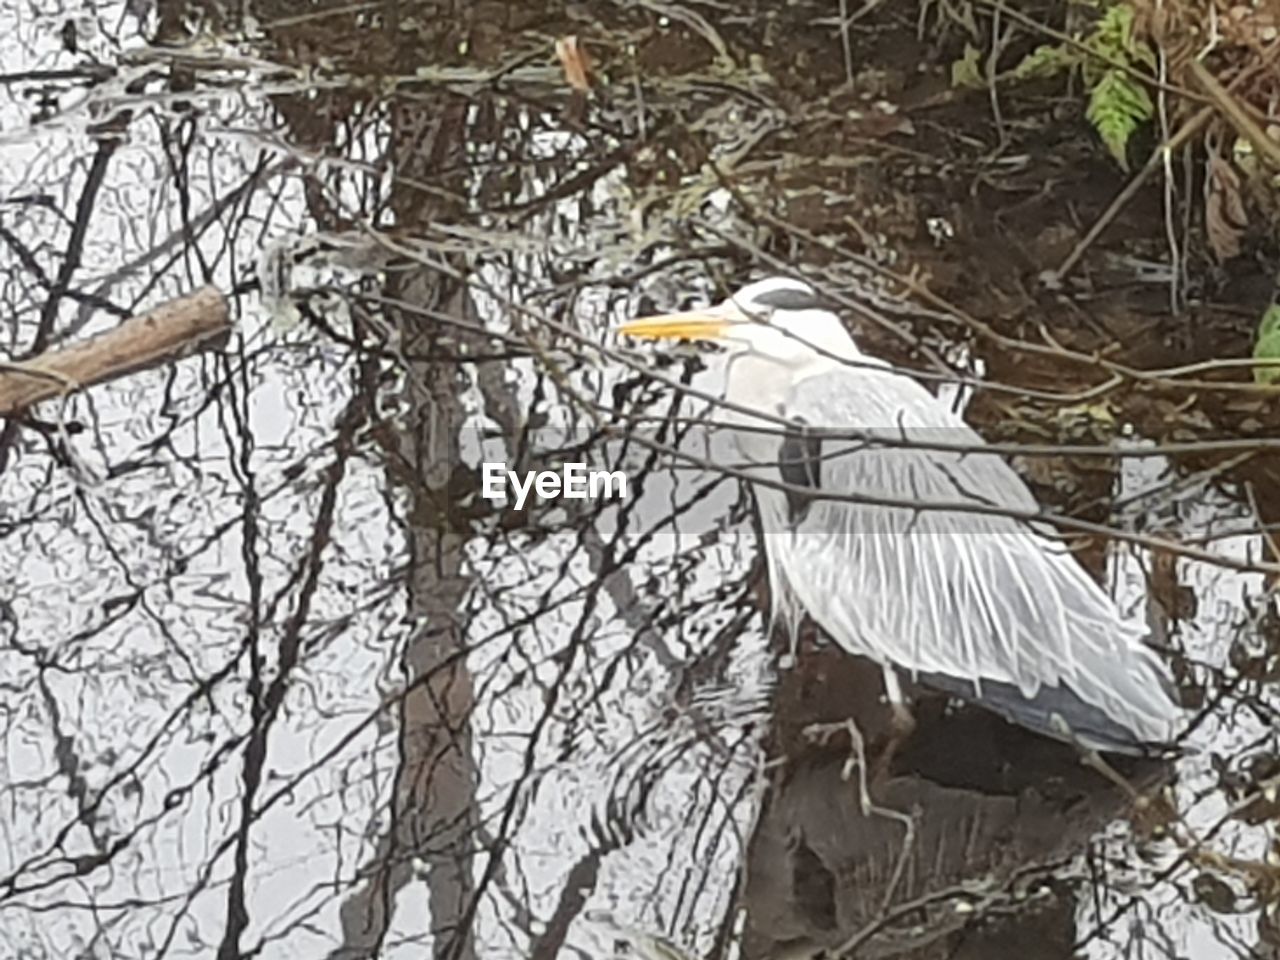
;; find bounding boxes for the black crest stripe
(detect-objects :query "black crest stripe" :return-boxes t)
[748,286,821,311]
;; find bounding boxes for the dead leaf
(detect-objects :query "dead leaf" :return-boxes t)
[1206,144,1247,261]
[555,35,592,93]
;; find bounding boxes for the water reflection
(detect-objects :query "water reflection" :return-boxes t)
[745,650,1171,960]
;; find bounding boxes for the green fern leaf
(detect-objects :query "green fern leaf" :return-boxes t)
[1086,68,1152,170]
[1083,4,1155,84]
[1010,43,1077,81]
[1253,304,1280,384]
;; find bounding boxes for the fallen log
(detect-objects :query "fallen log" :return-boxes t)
[0,286,231,416]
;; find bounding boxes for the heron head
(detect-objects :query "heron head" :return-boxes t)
[617,276,858,368]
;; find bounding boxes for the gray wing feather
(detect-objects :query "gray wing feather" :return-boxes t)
[743,365,1180,745]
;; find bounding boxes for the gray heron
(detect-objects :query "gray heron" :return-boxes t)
[617,276,1183,755]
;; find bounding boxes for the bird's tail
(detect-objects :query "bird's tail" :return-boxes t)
[916,670,1183,757]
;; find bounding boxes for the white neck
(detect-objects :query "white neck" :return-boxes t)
[719,308,865,421]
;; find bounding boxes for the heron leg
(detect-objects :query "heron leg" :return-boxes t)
[881,666,916,737]
[875,666,917,781]
[776,623,799,671]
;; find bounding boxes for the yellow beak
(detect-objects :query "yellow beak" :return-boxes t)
[615,306,735,341]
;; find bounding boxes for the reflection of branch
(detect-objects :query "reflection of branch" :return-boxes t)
[38,675,109,852]
[0,287,230,415]
[1074,752,1280,953]
[529,849,604,960]
[65,160,281,340]
[0,66,116,83]
[0,131,119,471]
[217,391,366,958]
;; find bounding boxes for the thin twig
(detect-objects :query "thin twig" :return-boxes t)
[1189,58,1280,170]
[838,0,855,87]
[1048,104,1214,283]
